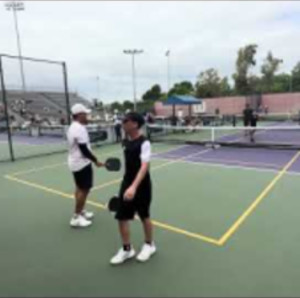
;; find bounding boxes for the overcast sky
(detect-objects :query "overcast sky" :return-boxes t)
[1,1,300,103]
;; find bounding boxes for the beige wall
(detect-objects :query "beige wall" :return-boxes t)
[154,93,300,116]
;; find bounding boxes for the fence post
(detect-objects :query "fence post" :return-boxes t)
[62,62,71,125]
[0,55,15,161]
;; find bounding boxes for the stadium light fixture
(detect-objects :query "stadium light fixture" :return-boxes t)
[4,1,26,92]
[123,49,144,111]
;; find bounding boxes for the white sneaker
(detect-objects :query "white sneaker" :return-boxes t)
[136,243,156,262]
[81,210,94,220]
[110,247,135,265]
[70,214,92,228]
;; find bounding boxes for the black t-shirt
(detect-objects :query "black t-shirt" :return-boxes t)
[243,108,253,121]
[122,135,151,183]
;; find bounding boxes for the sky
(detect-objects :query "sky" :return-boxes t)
[0,1,300,103]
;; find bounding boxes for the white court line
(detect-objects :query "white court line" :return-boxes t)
[153,156,300,177]
[0,140,40,146]
[8,148,123,177]
[152,144,190,156]
[187,156,283,169]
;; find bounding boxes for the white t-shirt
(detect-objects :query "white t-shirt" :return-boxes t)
[67,121,92,172]
[177,110,183,119]
[140,140,151,163]
[113,115,122,126]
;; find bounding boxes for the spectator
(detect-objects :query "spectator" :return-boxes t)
[264,106,269,115]
[146,112,155,124]
[113,112,122,143]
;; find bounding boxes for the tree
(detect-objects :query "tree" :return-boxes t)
[168,81,194,96]
[122,100,134,111]
[142,84,162,101]
[220,77,232,96]
[265,73,290,93]
[110,101,123,113]
[195,68,221,97]
[248,75,262,94]
[292,62,300,92]
[233,44,258,95]
[159,93,168,102]
[261,51,283,92]
[195,68,231,98]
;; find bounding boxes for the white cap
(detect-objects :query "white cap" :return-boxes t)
[71,103,91,115]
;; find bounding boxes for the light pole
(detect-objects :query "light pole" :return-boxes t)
[123,49,143,111]
[96,75,100,101]
[165,50,171,94]
[4,1,26,92]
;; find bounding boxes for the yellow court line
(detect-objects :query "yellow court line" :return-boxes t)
[8,145,186,178]
[92,147,211,191]
[10,162,68,177]
[218,151,300,246]
[8,149,123,177]
[4,174,219,245]
[91,160,176,192]
[151,220,220,245]
[91,178,122,191]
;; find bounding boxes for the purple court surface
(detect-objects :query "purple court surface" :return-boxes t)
[153,145,300,174]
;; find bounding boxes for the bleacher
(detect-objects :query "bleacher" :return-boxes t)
[5,90,91,124]
[41,92,91,110]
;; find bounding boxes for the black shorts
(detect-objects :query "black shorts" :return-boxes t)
[72,164,93,190]
[115,177,152,221]
[250,119,257,127]
[244,119,250,127]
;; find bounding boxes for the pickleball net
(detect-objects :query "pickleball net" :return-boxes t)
[147,124,300,150]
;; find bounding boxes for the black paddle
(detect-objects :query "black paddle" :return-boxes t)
[105,158,121,171]
[107,195,121,212]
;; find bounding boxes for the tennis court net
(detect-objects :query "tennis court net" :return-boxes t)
[147,124,300,150]
[10,124,115,144]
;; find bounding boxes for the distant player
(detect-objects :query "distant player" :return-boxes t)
[243,103,253,137]
[249,110,258,143]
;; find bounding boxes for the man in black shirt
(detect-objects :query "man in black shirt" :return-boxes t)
[249,110,258,143]
[243,104,253,126]
[110,112,156,265]
[243,104,258,142]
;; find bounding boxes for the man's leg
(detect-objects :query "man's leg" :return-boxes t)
[75,187,90,214]
[136,217,156,262]
[110,220,135,265]
[118,220,131,248]
[141,218,153,243]
[70,187,92,227]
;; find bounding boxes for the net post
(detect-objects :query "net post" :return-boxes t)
[62,62,71,125]
[0,55,15,161]
[211,127,215,145]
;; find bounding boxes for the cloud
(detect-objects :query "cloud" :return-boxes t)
[0,1,300,102]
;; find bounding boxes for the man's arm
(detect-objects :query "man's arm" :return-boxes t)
[78,143,98,164]
[76,127,103,167]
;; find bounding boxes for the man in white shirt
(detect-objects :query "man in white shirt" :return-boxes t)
[67,103,103,228]
[113,112,122,143]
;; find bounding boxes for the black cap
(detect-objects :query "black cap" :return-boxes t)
[123,112,145,128]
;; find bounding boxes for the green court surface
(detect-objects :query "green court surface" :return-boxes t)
[1,143,300,297]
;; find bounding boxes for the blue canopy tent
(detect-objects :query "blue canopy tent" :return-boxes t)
[163,95,202,117]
